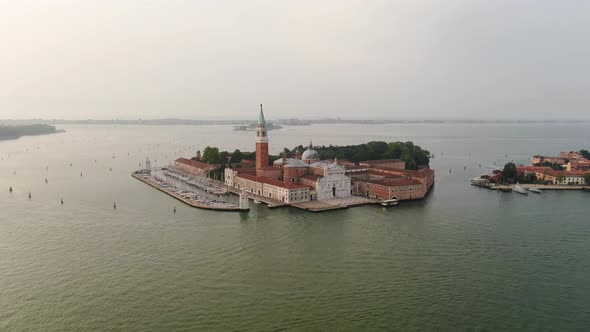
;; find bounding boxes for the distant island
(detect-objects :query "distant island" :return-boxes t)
[0,124,60,140]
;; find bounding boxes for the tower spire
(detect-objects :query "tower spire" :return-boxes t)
[258,104,265,126]
[255,103,269,175]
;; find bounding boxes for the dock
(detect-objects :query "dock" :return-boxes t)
[132,172,246,212]
[481,183,587,191]
[291,196,379,212]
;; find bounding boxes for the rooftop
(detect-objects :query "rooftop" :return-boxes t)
[359,159,405,165]
[175,158,218,171]
[237,173,310,189]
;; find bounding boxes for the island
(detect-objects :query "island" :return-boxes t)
[471,150,590,192]
[0,124,61,140]
[133,105,435,212]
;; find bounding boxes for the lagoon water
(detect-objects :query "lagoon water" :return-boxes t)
[1,123,589,331]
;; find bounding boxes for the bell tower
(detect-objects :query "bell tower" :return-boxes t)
[256,104,269,175]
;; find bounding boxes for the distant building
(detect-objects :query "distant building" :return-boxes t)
[532,155,566,165]
[566,159,590,172]
[560,151,584,160]
[534,169,587,185]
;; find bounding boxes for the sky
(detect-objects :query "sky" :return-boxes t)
[1,0,589,120]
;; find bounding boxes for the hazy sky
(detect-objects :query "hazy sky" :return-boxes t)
[1,0,589,120]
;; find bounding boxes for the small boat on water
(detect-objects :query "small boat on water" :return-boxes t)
[512,183,528,195]
[381,198,399,207]
[253,199,262,204]
[528,187,542,194]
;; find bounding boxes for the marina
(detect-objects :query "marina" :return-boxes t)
[131,170,248,212]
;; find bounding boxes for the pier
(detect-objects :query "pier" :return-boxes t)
[476,183,587,191]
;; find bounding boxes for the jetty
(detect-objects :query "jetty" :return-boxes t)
[479,183,587,191]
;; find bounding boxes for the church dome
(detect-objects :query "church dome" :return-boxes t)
[302,141,319,161]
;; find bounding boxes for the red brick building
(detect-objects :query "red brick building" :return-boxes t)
[174,158,218,176]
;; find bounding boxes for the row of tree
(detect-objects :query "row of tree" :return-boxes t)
[192,141,431,171]
[278,141,430,169]
[194,147,245,165]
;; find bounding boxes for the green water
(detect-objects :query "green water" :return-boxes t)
[1,123,589,331]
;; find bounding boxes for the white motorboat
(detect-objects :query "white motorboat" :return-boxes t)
[512,183,528,195]
[381,198,399,207]
[528,187,542,194]
[253,199,262,204]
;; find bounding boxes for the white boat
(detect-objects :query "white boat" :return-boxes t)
[471,177,486,186]
[528,187,542,194]
[253,199,262,204]
[512,183,528,195]
[381,198,399,207]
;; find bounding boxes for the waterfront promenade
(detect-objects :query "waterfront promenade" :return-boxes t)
[224,184,288,208]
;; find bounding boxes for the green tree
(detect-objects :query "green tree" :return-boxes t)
[556,173,566,184]
[219,151,229,164]
[584,173,590,185]
[580,149,590,160]
[534,161,563,170]
[502,162,517,183]
[367,141,388,154]
[230,149,243,163]
[202,146,220,164]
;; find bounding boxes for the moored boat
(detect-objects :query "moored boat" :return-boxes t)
[512,183,528,195]
[528,187,542,194]
[381,198,399,207]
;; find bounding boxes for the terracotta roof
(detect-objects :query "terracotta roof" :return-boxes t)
[535,169,587,177]
[352,175,422,187]
[344,165,369,170]
[300,174,321,181]
[517,166,552,172]
[237,173,309,189]
[367,166,434,178]
[175,158,218,171]
[359,159,405,165]
[235,167,257,174]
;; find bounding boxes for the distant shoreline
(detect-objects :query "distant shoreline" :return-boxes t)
[2,119,590,126]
